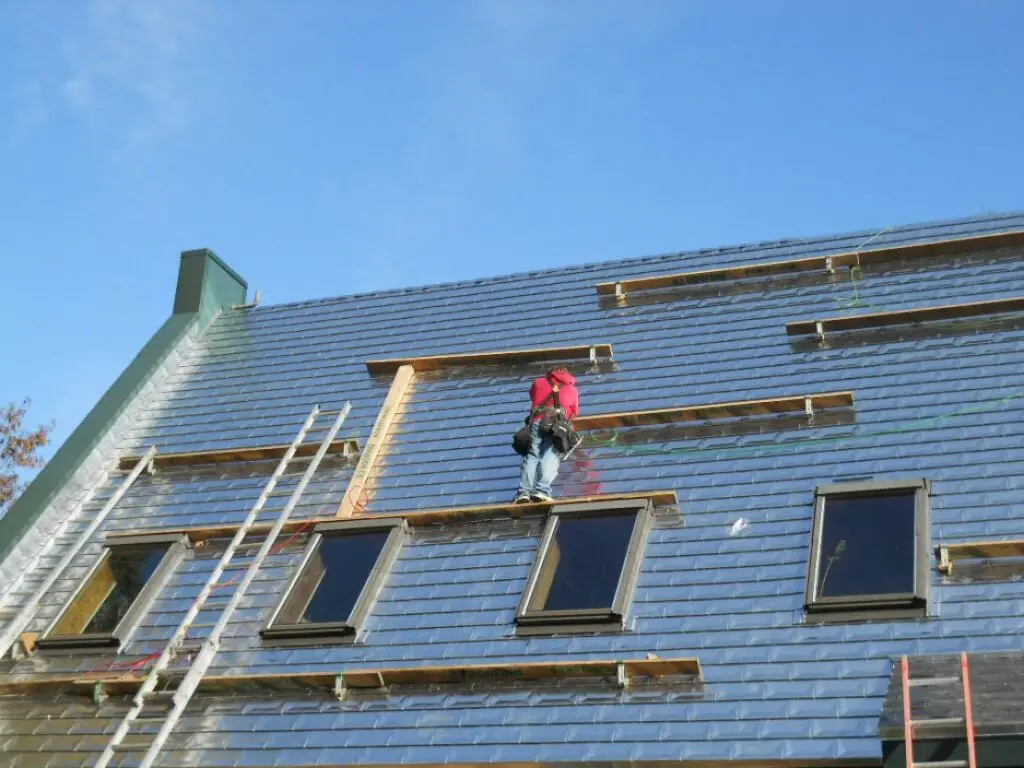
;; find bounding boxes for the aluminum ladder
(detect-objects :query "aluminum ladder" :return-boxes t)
[94,403,352,768]
[0,447,156,659]
[900,652,977,768]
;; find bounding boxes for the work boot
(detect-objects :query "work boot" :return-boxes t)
[530,491,553,503]
[513,492,532,504]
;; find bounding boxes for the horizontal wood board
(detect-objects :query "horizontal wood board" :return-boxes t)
[366,344,614,374]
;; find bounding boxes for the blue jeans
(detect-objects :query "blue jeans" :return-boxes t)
[517,421,560,496]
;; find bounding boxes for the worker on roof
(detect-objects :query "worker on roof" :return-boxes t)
[513,366,580,503]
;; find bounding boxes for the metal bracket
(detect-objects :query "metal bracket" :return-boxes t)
[804,396,815,425]
[815,321,825,342]
[825,257,835,275]
[616,662,628,689]
[93,681,108,706]
[613,283,625,303]
[232,289,262,310]
[937,546,952,575]
[333,674,347,702]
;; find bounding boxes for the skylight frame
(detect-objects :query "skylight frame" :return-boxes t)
[515,499,653,634]
[260,517,405,646]
[804,478,930,619]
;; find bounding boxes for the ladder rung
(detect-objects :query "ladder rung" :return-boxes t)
[197,600,232,609]
[910,676,961,687]
[911,717,966,729]
[114,738,153,750]
[915,761,968,768]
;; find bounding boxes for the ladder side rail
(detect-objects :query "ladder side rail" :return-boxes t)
[961,652,977,768]
[901,655,916,768]
[149,405,323,662]
[136,403,351,768]
[93,406,325,768]
[0,447,156,659]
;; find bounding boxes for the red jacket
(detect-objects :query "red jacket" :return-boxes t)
[530,370,579,421]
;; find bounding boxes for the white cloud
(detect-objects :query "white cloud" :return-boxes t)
[61,0,211,147]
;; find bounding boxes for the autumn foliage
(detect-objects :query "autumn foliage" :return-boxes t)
[1,400,53,516]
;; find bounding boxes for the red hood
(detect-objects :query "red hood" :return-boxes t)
[548,370,576,387]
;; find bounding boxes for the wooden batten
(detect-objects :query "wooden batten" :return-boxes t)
[0,657,701,697]
[365,344,614,375]
[366,489,679,526]
[341,657,702,689]
[0,673,145,696]
[597,229,1024,298]
[786,296,1024,337]
[573,392,854,431]
[336,365,416,518]
[117,437,360,472]
[937,539,1024,574]
[106,490,679,544]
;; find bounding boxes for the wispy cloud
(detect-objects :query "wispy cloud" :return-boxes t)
[61,0,211,148]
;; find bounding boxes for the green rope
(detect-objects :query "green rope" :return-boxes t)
[835,225,892,310]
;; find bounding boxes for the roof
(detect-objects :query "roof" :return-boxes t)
[3,211,1024,766]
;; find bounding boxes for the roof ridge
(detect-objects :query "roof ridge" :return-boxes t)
[240,210,1024,314]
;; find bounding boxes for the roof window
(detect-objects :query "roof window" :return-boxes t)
[516,499,652,634]
[260,518,405,646]
[38,534,189,652]
[805,479,930,621]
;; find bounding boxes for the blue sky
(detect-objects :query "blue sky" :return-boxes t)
[2,1,1023,460]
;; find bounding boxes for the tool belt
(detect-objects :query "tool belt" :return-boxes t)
[512,382,579,456]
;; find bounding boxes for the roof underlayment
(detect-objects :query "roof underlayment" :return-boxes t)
[3,212,1024,766]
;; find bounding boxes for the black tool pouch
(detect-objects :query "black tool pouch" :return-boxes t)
[548,388,580,455]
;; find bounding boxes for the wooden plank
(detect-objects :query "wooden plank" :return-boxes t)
[106,491,679,543]
[0,657,701,696]
[786,296,1024,337]
[366,490,679,526]
[941,539,1024,561]
[624,657,702,679]
[337,365,416,518]
[831,229,1024,269]
[117,438,360,472]
[342,657,702,689]
[365,344,614,375]
[573,392,854,431]
[0,673,145,696]
[596,255,830,295]
[597,230,1024,297]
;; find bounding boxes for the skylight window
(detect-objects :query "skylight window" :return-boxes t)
[805,479,930,620]
[38,534,189,651]
[516,499,652,633]
[261,518,405,645]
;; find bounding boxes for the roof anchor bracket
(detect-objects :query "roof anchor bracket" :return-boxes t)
[937,546,952,575]
[616,661,628,689]
[333,674,347,702]
[804,396,815,425]
[814,321,826,343]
